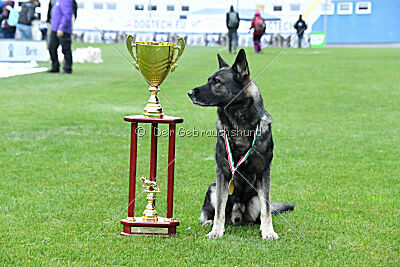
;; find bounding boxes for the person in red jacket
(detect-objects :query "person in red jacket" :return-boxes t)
[1,0,16,39]
[249,10,266,53]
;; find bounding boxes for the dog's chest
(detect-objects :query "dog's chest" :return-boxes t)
[231,135,252,152]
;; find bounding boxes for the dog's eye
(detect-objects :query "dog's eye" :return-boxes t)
[213,77,221,84]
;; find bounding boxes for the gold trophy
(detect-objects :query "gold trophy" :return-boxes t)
[126,35,185,118]
[120,35,184,236]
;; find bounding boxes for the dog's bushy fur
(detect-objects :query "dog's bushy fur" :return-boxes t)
[188,49,294,239]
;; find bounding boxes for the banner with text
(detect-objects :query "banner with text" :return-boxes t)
[0,40,47,62]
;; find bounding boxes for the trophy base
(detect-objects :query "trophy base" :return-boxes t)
[143,110,164,118]
[120,217,179,236]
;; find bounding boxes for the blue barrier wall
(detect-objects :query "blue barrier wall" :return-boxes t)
[313,0,400,43]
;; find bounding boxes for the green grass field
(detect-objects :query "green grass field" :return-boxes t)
[1,44,399,265]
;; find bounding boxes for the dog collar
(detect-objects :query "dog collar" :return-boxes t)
[224,124,260,195]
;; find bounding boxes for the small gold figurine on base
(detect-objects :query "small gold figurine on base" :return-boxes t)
[141,177,160,222]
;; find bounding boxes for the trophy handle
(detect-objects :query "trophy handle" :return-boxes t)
[170,37,185,72]
[126,35,140,70]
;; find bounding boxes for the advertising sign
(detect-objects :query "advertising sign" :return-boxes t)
[0,40,47,62]
[310,32,326,47]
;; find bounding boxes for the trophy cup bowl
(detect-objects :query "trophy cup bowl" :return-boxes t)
[126,35,185,118]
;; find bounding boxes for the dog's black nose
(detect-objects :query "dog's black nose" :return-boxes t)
[188,90,195,98]
[234,217,241,223]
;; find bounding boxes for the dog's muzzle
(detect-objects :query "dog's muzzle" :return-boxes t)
[188,87,212,106]
[187,89,195,99]
[188,89,198,103]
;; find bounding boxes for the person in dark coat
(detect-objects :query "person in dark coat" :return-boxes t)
[226,5,240,54]
[16,0,39,40]
[1,0,16,39]
[294,14,307,48]
[47,0,73,74]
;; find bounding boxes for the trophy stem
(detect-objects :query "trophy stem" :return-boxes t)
[143,86,164,118]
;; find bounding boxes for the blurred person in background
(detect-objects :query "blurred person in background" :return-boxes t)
[47,0,73,74]
[250,10,265,54]
[226,5,239,54]
[0,1,4,37]
[294,15,307,48]
[46,0,56,46]
[0,1,4,22]
[16,0,39,40]
[47,0,77,45]
[1,0,16,39]
[39,20,47,40]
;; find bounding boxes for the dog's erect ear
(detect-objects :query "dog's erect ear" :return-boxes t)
[217,54,229,69]
[232,49,250,81]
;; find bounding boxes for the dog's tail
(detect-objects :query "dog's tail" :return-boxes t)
[271,202,295,216]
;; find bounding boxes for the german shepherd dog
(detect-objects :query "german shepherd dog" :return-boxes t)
[188,49,294,240]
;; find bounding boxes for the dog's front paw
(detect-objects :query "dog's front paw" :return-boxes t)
[206,230,224,239]
[261,230,279,240]
[202,220,214,227]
